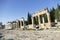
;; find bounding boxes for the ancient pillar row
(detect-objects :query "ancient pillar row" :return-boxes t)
[19,17,25,29]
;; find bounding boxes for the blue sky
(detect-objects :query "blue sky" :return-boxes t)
[0,0,60,24]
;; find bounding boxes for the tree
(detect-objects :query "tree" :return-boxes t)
[50,8,55,22]
[27,12,32,24]
[55,4,60,21]
[25,21,28,25]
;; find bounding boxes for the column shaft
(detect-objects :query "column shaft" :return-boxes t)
[32,17,34,28]
[38,15,41,28]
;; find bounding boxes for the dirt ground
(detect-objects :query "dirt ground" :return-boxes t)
[0,28,60,40]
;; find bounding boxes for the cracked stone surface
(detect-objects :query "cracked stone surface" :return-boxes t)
[0,29,60,40]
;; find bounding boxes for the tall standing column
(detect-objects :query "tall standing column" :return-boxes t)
[20,21,22,28]
[42,15,45,28]
[23,19,25,28]
[42,16,45,24]
[32,17,34,28]
[16,20,19,29]
[38,15,41,28]
[47,12,51,28]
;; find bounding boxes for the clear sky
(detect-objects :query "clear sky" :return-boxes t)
[0,0,60,24]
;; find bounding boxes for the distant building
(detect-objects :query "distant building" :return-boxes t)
[5,21,16,30]
[5,22,12,29]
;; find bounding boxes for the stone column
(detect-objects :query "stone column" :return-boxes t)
[16,20,17,28]
[42,15,45,28]
[23,19,25,27]
[16,20,19,29]
[38,15,41,28]
[46,12,51,28]
[42,16,45,24]
[20,21,22,28]
[32,17,34,28]
[18,21,19,28]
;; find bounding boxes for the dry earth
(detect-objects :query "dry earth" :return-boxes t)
[0,28,60,40]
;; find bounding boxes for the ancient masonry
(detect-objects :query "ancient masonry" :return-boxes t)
[16,17,25,29]
[5,9,51,29]
[32,9,51,29]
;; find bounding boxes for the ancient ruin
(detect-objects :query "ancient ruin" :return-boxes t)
[32,9,51,29]
[5,9,51,30]
[16,17,25,29]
